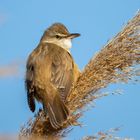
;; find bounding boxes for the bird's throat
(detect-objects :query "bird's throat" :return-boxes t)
[43,39,72,52]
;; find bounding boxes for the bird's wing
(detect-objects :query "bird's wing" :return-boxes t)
[49,44,74,101]
[25,52,36,112]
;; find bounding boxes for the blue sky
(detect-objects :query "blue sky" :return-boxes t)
[0,0,140,139]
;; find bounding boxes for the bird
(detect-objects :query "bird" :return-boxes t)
[25,23,81,129]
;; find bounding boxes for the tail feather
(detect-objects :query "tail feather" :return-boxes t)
[44,94,69,129]
[47,103,61,129]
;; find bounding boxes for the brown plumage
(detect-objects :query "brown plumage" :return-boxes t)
[25,23,80,129]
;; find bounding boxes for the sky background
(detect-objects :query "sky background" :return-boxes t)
[0,0,140,139]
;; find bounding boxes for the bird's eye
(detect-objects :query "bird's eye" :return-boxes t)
[55,35,61,39]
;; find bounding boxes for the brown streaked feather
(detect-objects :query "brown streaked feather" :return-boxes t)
[48,43,74,101]
[27,88,35,112]
[43,93,69,129]
[25,64,36,112]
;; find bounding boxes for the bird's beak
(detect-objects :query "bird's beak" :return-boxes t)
[67,33,80,39]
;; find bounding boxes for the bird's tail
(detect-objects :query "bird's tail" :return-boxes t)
[44,94,69,129]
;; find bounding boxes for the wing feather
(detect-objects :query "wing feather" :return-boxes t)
[49,44,74,101]
[25,55,36,112]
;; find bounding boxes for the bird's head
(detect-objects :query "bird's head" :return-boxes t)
[41,23,80,51]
